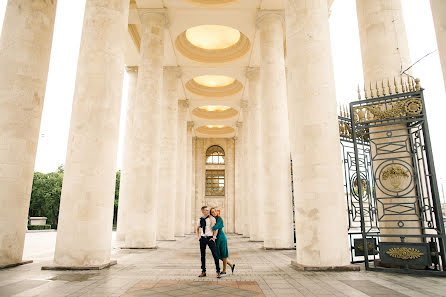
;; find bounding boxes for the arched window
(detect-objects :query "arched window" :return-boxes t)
[206,145,225,165]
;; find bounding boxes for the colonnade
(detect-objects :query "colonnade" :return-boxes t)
[0,0,445,270]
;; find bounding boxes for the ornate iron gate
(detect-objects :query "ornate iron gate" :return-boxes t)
[341,78,446,275]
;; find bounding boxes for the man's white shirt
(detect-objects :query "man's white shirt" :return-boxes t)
[197,216,216,237]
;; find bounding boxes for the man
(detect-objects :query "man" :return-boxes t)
[197,205,221,278]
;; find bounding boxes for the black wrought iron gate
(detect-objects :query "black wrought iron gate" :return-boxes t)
[340,79,446,275]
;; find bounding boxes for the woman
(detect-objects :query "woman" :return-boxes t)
[210,208,235,275]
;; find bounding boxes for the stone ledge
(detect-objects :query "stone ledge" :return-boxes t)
[0,260,33,270]
[264,247,295,250]
[120,247,157,249]
[41,260,117,271]
[291,261,360,272]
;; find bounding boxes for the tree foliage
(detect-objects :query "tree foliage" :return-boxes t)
[29,167,64,226]
[29,166,121,228]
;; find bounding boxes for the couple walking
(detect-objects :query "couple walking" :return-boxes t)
[196,206,235,278]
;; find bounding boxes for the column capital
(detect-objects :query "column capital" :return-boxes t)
[138,8,168,26]
[164,66,182,78]
[125,66,138,73]
[256,10,285,28]
[240,100,248,110]
[246,67,260,81]
[179,99,189,108]
[187,121,195,129]
[236,121,243,128]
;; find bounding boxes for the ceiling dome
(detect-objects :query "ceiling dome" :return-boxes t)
[176,25,250,64]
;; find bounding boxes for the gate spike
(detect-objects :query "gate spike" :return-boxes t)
[376,81,380,97]
[364,81,369,99]
[357,84,362,100]
[401,76,406,93]
[393,76,398,94]
[388,78,393,95]
[370,81,374,98]
[381,80,386,96]
[409,77,414,91]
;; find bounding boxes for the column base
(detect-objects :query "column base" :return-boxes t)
[0,260,33,270]
[120,247,157,250]
[42,260,117,271]
[264,247,294,250]
[157,239,176,242]
[249,240,264,243]
[291,261,360,272]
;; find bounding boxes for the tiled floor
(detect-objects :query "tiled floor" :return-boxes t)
[0,232,446,296]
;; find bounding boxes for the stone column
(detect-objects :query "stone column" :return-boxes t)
[225,138,236,233]
[234,128,243,235]
[157,66,180,241]
[356,0,411,81]
[240,101,250,238]
[246,68,264,241]
[51,0,129,268]
[120,9,166,248]
[186,121,194,233]
[356,0,422,240]
[257,11,294,249]
[192,137,197,229]
[286,0,350,268]
[430,0,446,91]
[116,66,138,242]
[176,100,188,236]
[195,138,205,220]
[0,0,57,267]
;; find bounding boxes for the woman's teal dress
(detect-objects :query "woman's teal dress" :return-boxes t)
[212,217,228,259]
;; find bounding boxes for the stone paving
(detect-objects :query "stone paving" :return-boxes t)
[1,232,446,296]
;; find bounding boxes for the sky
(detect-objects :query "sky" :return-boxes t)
[0,0,445,199]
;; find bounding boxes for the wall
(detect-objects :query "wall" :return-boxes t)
[193,138,235,233]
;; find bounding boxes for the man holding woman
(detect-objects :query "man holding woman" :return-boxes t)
[196,205,235,278]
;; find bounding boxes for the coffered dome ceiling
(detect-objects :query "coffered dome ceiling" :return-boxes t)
[176,25,250,64]
[185,0,241,7]
[186,75,243,98]
[192,105,239,120]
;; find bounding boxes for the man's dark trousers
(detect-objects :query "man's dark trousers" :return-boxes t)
[200,236,220,273]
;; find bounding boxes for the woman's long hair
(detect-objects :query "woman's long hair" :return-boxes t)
[210,207,220,221]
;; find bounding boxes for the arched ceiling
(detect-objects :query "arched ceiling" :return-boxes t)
[125,0,335,138]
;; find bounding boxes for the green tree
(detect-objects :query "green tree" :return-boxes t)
[113,170,120,225]
[29,167,64,227]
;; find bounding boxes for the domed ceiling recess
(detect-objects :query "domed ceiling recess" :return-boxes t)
[176,25,250,63]
[186,75,243,97]
[186,0,240,7]
[192,105,239,120]
[196,125,235,136]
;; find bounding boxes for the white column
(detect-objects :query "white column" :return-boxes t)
[0,0,57,267]
[225,138,236,233]
[246,68,264,241]
[191,137,197,230]
[240,101,250,238]
[121,9,166,248]
[257,11,294,249]
[52,0,128,268]
[356,0,422,240]
[356,0,411,81]
[186,121,194,233]
[176,100,188,236]
[157,66,180,241]
[430,0,446,91]
[234,127,243,235]
[286,0,350,267]
[116,66,138,242]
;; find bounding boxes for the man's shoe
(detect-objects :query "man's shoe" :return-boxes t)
[220,271,226,275]
[198,272,206,277]
[216,273,221,279]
